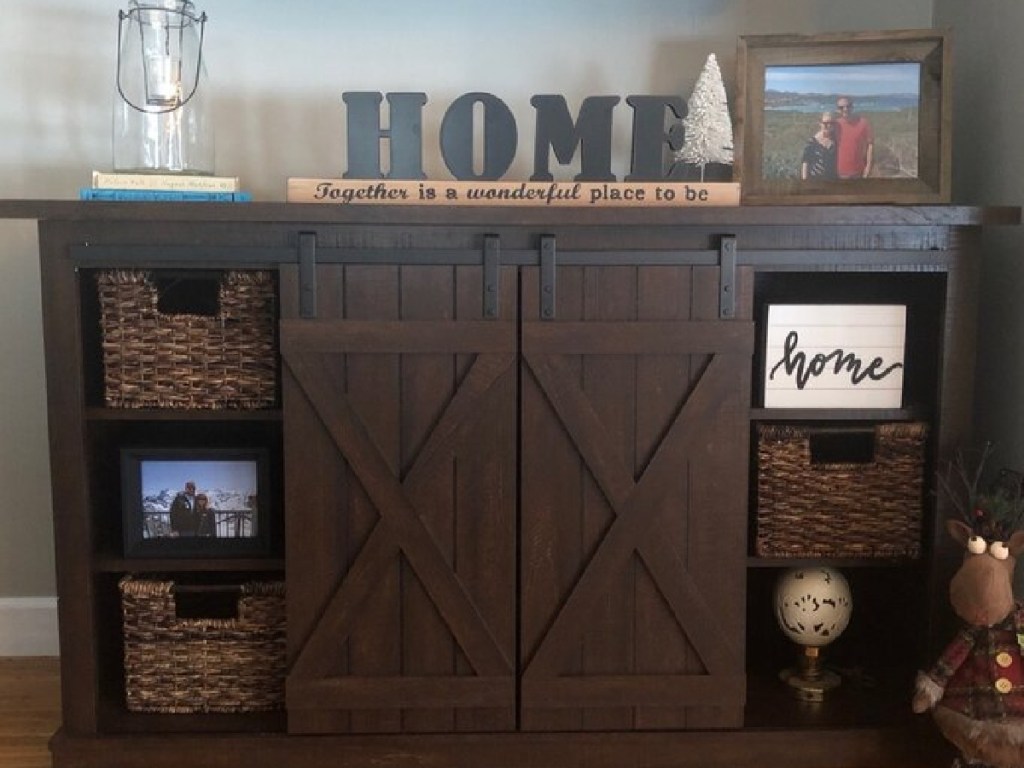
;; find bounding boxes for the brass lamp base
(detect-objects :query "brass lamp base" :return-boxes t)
[780,646,841,703]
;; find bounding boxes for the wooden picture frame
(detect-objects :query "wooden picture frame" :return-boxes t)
[735,29,951,204]
[121,447,271,558]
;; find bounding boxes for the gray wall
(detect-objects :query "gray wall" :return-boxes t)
[934,1,1024,473]
[1,0,933,597]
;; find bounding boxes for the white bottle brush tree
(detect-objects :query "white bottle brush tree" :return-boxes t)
[675,53,734,181]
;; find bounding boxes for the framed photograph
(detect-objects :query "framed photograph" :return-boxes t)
[121,447,271,558]
[735,29,951,204]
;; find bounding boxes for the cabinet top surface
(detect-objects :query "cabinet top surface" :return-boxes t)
[0,200,1018,227]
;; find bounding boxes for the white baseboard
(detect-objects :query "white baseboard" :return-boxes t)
[0,597,59,656]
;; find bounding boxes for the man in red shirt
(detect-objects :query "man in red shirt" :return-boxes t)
[834,96,874,178]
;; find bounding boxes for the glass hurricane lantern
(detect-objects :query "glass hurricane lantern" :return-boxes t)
[113,0,213,174]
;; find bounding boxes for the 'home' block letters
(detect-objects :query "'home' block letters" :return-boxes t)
[342,91,687,182]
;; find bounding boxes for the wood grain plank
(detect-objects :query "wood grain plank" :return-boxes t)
[635,266,694,730]
[339,264,402,734]
[453,265,517,732]
[38,223,98,734]
[685,266,747,729]
[520,265,585,732]
[280,320,516,354]
[287,677,514,710]
[521,321,754,355]
[522,674,745,708]
[400,265,458,732]
[0,658,60,768]
[580,265,635,731]
[284,264,356,733]
[47,724,955,768]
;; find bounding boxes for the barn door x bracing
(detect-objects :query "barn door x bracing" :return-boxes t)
[282,265,518,734]
[519,265,752,730]
[282,262,752,733]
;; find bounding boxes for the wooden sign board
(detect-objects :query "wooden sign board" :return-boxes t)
[287,179,740,207]
[763,304,906,409]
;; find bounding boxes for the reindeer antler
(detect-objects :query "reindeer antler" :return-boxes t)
[936,443,993,526]
[937,443,1024,540]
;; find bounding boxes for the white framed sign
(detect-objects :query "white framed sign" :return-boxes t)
[763,304,906,409]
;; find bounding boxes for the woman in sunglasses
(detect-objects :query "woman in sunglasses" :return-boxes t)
[800,112,838,179]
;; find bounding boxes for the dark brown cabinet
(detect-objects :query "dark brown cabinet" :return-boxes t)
[3,200,1017,767]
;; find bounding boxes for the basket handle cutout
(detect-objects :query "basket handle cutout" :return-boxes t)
[809,429,875,465]
[174,585,241,620]
[154,273,222,316]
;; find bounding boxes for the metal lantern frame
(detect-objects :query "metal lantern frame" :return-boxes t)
[116,2,208,115]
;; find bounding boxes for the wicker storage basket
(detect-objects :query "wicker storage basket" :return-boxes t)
[97,270,277,409]
[755,422,928,559]
[119,576,286,713]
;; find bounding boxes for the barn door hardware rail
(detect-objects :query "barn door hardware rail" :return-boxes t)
[540,235,556,320]
[719,234,737,320]
[483,235,501,319]
[298,232,317,319]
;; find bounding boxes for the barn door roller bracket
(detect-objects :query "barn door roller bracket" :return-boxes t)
[483,235,501,320]
[719,235,737,320]
[298,231,318,319]
[540,235,556,321]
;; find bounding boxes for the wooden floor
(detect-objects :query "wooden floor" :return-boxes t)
[0,657,60,768]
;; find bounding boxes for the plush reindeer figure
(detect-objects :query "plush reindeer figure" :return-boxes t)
[913,516,1024,768]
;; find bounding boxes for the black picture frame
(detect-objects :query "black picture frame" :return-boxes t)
[735,29,951,204]
[121,447,271,558]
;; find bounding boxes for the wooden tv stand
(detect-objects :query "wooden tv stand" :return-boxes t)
[2,200,1017,768]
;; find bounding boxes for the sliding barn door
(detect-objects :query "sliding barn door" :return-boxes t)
[282,264,518,734]
[519,264,753,730]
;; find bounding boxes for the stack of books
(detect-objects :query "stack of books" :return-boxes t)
[80,172,252,202]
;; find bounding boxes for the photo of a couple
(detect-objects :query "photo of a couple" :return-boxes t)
[139,459,260,540]
[761,62,920,181]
